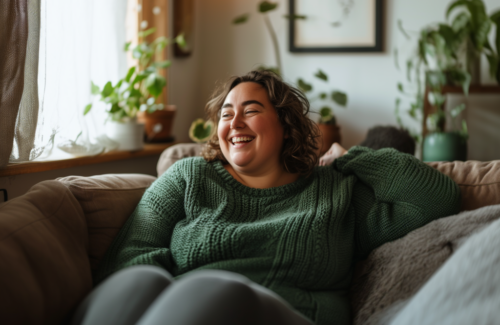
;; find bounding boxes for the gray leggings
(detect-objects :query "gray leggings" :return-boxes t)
[71,265,314,325]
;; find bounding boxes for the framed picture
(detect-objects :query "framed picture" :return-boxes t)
[289,0,384,53]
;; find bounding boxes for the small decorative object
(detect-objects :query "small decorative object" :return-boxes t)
[84,28,185,151]
[289,0,384,53]
[173,0,194,57]
[189,119,214,143]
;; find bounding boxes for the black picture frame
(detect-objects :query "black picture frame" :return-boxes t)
[289,0,384,53]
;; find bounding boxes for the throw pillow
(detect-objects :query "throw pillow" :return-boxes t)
[57,174,156,271]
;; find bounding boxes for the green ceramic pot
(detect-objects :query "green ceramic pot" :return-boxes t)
[423,132,467,162]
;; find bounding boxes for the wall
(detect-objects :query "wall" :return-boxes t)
[171,0,500,151]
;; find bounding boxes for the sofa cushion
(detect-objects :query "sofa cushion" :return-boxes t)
[428,160,500,211]
[349,204,500,325]
[157,143,203,176]
[0,180,91,324]
[57,174,156,271]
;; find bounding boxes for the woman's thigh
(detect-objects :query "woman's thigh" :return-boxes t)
[137,269,314,325]
[71,265,173,325]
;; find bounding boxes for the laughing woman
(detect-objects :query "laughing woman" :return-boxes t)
[72,70,460,325]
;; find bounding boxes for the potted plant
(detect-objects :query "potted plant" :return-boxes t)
[84,28,185,150]
[395,0,500,161]
[296,70,347,156]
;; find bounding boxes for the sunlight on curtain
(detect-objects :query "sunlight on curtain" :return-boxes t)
[14,0,129,161]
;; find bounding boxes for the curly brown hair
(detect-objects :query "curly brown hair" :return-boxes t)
[202,70,320,175]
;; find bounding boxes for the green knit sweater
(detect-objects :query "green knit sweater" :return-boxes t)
[95,146,461,325]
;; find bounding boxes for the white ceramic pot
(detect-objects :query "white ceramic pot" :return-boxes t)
[105,119,145,151]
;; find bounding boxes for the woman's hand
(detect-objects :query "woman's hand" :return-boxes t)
[319,143,348,166]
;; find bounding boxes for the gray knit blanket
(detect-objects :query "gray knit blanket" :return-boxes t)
[350,204,500,325]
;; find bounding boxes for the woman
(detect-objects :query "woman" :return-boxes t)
[72,70,460,325]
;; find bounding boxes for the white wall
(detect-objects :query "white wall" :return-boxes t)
[169,0,500,150]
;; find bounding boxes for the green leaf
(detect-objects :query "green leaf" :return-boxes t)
[83,104,92,116]
[297,78,312,93]
[446,0,470,20]
[91,81,100,95]
[138,27,156,38]
[490,10,500,56]
[233,14,249,24]
[319,92,327,100]
[175,33,187,49]
[406,59,413,82]
[259,1,278,13]
[319,107,335,124]
[125,66,136,83]
[397,19,410,40]
[461,119,469,139]
[124,41,132,52]
[101,81,114,97]
[395,98,403,127]
[475,19,492,51]
[314,69,328,81]
[189,119,214,143]
[283,14,306,20]
[450,103,466,118]
[331,91,347,106]
[154,60,172,69]
[319,106,332,118]
[397,82,404,93]
[109,103,121,113]
[451,12,470,32]
[145,73,166,98]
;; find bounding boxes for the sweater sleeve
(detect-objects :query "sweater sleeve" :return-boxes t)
[93,162,186,284]
[333,146,461,260]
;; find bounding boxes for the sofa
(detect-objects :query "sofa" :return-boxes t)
[1,143,500,324]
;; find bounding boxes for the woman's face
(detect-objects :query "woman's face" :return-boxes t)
[218,82,285,174]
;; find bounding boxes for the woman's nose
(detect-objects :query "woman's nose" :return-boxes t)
[230,113,244,129]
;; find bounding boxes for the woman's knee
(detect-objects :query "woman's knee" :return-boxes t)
[175,270,259,305]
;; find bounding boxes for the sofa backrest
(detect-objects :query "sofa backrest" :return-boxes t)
[157,143,500,211]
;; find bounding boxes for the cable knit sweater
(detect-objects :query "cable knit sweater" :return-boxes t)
[95,146,461,325]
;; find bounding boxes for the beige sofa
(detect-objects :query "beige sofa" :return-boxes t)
[1,143,500,324]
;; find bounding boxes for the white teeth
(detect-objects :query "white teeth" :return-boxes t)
[231,136,254,144]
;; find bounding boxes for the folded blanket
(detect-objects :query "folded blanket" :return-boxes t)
[350,204,500,325]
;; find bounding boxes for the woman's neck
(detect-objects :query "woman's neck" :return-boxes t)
[223,164,300,189]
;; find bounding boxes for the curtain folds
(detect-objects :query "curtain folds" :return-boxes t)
[14,0,41,162]
[0,1,29,168]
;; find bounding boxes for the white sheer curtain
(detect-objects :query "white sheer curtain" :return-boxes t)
[10,0,129,162]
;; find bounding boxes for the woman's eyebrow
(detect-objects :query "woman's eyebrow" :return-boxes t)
[241,100,264,108]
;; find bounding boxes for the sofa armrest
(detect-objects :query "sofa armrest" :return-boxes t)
[57,174,156,270]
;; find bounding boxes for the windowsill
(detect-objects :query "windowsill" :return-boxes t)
[0,142,176,177]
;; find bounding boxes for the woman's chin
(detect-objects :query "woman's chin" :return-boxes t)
[229,154,252,169]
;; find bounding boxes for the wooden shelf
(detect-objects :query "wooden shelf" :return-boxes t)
[0,142,177,177]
